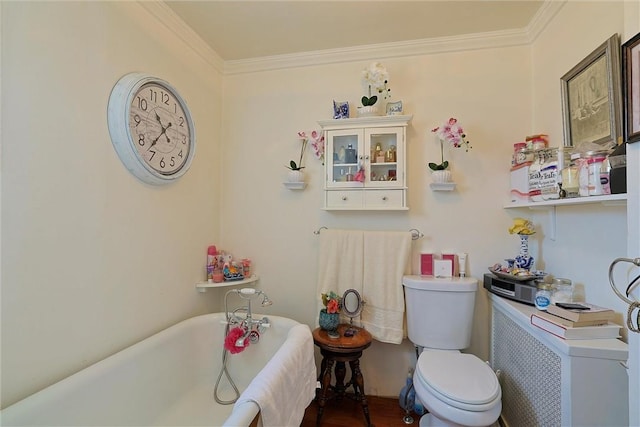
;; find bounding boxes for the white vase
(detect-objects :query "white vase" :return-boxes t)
[431,170,452,183]
[287,169,304,183]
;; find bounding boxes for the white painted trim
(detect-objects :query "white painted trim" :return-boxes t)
[138,1,224,74]
[525,0,566,43]
[144,0,562,75]
[224,29,531,75]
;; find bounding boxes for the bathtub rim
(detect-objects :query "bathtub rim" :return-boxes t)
[1,311,299,425]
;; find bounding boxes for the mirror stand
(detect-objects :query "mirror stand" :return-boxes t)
[342,289,364,337]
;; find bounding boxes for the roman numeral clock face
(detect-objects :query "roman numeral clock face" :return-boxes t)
[129,83,190,175]
[107,73,196,185]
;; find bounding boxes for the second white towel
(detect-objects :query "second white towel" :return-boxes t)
[361,231,412,344]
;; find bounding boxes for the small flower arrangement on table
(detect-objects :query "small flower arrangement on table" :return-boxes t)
[321,291,342,314]
[429,117,472,171]
[319,291,342,335]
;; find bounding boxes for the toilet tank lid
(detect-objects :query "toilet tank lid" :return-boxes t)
[402,275,477,292]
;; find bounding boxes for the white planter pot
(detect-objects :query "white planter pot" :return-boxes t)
[431,170,452,183]
[357,105,380,117]
[287,170,304,183]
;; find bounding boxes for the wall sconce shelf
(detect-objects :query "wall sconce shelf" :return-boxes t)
[430,182,456,191]
[283,182,307,190]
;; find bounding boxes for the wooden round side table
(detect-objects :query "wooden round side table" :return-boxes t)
[312,324,373,427]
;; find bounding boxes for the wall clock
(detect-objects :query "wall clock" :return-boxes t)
[107,73,196,185]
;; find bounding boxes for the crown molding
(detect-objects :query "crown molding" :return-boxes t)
[144,0,562,76]
[138,1,224,74]
[525,0,566,43]
[224,28,531,75]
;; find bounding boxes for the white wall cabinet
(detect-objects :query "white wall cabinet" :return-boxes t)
[318,115,412,210]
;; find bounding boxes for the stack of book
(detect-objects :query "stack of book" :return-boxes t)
[530,302,621,339]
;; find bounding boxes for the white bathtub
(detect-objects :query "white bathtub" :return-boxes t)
[1,313,317,426]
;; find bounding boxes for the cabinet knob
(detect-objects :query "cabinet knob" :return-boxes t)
[382,196,388,201]
[365,155,370,160]
[342,196,348,201]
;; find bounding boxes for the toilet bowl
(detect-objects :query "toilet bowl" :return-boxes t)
[413,350,501,427]
[402,275,502,427]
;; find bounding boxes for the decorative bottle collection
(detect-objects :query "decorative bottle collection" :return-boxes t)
[509,134,621,203]
[206,245,251,283]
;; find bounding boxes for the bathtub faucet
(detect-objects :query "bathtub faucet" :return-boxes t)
[225,288,272,323]
[225,288,272,346]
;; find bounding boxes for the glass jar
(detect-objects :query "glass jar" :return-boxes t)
[535,282,552,311]
[561,165,580,198]
[551,278,573,304]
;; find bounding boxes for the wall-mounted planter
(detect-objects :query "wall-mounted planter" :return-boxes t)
[430,182,456,191]
[283,182,306,190]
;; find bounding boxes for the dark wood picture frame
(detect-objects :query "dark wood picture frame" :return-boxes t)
[622,31,640,144]
[561,34,622,148]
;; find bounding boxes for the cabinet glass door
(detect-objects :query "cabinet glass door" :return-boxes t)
[327,129,362,188]
[366,128,403,187]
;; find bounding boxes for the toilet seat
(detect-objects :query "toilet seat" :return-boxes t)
[416,351,500,412]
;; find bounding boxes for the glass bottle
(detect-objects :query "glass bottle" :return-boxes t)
[373,142,383,164]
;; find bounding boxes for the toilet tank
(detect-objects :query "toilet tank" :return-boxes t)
[402,275,478,349]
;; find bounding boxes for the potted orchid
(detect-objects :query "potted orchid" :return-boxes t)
[309,130,325,165]
[286,131,308,183]
[359,62,391,116]
[429,118,472,182]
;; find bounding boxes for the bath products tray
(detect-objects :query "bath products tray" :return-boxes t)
[487,267,544,282]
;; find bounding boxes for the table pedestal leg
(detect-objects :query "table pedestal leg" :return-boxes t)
[316,357,334,427]
[334,361,347,399]
[350,359,372,427]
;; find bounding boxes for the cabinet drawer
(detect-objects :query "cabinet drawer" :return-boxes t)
[326,190,364,209]
[364,189,404,208]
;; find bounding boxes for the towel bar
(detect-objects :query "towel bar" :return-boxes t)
[313,227,423,241]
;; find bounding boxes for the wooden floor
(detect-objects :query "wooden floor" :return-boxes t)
[300,395,419,427]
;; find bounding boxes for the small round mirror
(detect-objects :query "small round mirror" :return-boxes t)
[342,288,363,318]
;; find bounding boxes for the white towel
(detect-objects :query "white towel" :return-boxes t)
[234,324,317,427]
[361,231,412,344]
[316,229,364,321]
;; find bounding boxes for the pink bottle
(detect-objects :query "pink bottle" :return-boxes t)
[207,245,217,282]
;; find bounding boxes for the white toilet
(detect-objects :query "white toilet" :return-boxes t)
[402,275,502,427]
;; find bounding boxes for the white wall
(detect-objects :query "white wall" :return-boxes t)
[1,2,223,408]
[220,48,533,395]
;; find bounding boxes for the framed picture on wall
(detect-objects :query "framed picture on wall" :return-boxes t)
[560,34,622,148]
[622,31,640,144]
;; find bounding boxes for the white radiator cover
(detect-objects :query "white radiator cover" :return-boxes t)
[490,294,629,427]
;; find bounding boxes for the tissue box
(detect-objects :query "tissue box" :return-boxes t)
[434,259,453,278]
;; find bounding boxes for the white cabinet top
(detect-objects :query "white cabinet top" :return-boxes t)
[318,114,412,130]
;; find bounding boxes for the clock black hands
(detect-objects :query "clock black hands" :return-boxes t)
[148,112,173,150]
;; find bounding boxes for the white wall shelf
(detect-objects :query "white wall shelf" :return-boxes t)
[430,182,456,191]
[195,275,259,293]
[503,194,627,241]
[283,182,306,190]
[503,193,627,209]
